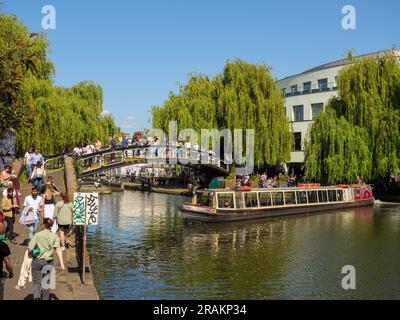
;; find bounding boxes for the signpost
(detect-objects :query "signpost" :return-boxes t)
[73,192,99,283]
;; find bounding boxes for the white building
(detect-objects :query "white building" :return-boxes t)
[277,50,400,174]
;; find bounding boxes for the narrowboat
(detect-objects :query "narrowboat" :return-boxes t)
[180,185,374,223]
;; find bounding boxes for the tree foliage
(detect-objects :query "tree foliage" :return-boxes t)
[152,60,292,168]
[305,52,400,184]
[0,13,119,154]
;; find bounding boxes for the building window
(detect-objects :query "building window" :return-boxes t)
[293,132,302,151]
[290,85,298,94]
[282,88,286,96]
[303,81,311,93]
[311,103,324,120]
[318,78,328,91]
[293,105,304,122]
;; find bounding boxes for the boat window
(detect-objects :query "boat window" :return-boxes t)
[196,192,214,206]
[244,192,259,208]
[259,192,272,207]
[307,190,318,204]
[235,193,244,209]
[217,193,234,208]
[318,190,328,203]
[328,190,337,202]
[272,192,284,206]
[284,192,296,205]
[296,191,308,204]
[337,190,344,202]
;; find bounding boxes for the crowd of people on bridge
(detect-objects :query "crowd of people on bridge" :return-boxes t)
[71,134,219,166]
[0,152,73,300]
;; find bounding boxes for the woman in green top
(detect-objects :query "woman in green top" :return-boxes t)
[53,193,73,251]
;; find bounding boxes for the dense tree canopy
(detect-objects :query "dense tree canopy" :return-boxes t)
[152,60,292,168]
[305,52,400,184]
[0,13,119,155]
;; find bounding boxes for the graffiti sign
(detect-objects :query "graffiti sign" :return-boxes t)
[73,192,99,226]
[0,129,16,170]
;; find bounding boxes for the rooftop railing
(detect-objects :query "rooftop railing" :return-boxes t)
[283,82,338,97]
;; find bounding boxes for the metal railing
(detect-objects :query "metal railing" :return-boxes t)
[283,82,338,97]
[74,145,230,175]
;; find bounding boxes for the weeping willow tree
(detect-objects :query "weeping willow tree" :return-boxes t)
[152,60,292,168]
[16,78,120,155]
[0,13,119,155]
[0,14,54,134]
[305,51,400,184]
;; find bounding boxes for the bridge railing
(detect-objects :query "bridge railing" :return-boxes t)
[74,145,229,175]
[44,155,65,171]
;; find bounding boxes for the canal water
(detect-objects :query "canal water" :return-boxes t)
[87,191,400,300]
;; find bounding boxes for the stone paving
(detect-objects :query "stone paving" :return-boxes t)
[3,169,99,300]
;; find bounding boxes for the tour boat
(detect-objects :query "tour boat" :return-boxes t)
[180,185,375,223]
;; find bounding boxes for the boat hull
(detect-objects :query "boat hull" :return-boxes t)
[181,198,375,223]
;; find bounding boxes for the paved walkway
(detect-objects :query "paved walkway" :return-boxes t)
[4,169,99,300]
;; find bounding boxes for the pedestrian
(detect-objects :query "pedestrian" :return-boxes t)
[94,138,102,152]
[0,165,17,188]
[121,135,129,159]
[2,182,21,199]
[0,221,14,300]
[53,193,73,250]
[22,187,43,242]
[30,149,45,168]
[24,146,34,182]
[109,135,117,163]
[29,218,65,300]
[31,162,46,192]
[1,187,19,245]
[41,185,58,233]
[73,144,82,156]
[40,175,60,195]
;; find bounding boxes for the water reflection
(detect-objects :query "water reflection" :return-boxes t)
[87,192,400,300]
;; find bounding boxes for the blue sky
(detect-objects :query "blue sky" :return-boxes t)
[3,0,399,133]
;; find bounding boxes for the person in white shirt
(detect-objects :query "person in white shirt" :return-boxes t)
[2,182,21,199]
[24,146,34,181]
[73,145,82,156]
[23,187,43,241]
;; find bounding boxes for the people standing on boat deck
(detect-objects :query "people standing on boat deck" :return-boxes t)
[0,221,14,300]
[0,165,17,188]
[53,193,73,251]
[1,187,19,244]
[23,187,43,242]
[31,162,46,192]
[24,146,34,182]
[29,218,65,300]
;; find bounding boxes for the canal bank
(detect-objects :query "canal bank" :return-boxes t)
[4,159,99,300]
[79,180,192,197]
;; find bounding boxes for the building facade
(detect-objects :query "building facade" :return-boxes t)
[277,50,400,174]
